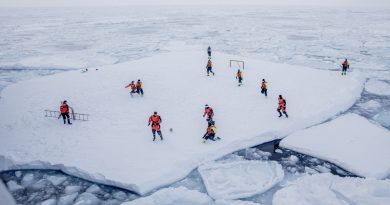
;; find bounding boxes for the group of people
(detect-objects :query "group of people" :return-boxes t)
[125,79,144,96]
[59,47,350,143]
[202,104,220,142]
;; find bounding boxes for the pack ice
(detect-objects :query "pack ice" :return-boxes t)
[273,173,390,205]
[0,48,364,195]
[280,113,390,179]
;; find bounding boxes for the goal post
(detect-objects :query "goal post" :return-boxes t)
[229,60,245,70]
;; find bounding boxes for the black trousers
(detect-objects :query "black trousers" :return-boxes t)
[203,133,216,141]
[261,88,267,96]
[136,88,144,95]
[61,113,71,124]
[61,113,70,120]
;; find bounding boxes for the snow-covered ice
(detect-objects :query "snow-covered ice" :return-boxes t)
[6,180,23,192]
[198,160,284,199]
[0,48,364,194]
[0,181,16,205]
[123,186,263,205]
[272,173,390,205]
[374,111,390,128]
[365,79,390,96]
[280,113,390,179]
[123,186,214,205]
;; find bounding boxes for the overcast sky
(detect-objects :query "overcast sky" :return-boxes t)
[1,0,389,7]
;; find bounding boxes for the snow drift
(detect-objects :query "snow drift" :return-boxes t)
[0,47,364,195]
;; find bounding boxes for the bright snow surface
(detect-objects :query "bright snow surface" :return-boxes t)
[198,160,284,200]
[273,173,390,205]
[0,48,364,195]
[123,186,262,205]
[280,113,390,179]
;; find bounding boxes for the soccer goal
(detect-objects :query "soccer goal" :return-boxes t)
[229,60,245,70]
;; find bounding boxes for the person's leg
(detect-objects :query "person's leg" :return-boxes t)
[152,129,156,141]
[282,107,288,117]
[277,108,282,117]
[207,68,210,76]
[210,133,216,141]
[66,113,72,124]
[61,113,66,124]
[265,89,268,96]
[140,88,144,95]
[158,131,163,140]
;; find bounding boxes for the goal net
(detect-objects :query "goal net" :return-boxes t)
[229,60,245,70]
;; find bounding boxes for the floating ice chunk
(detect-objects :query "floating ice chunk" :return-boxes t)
[365,79,390,96]
[6,180,23,192]
[272,173,390,205]
[357,100,381,111]
[74,193,101,205]
[215,199,262,205]
[58,193,78,205]
[314,165,331,173]
[304,167,319,175]
[198,160,284,200]
[123,186,213,205]
[374,111,390,128]
[46,175,67,186]
[281,114,390,179]
[85,184,102,194]
[275,149,283,154]
[21,173,35,187]
[40,198,57,205]
[64,185,82,194]
[15,171,22,178]
[112,190,128,201]
[30,179,52,190]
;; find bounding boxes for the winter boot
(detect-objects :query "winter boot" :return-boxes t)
[284,112,289,118]
[63,120,66,124]
[68,119,72,124]
[153,135,156,141]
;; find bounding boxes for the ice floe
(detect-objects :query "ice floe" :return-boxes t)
[198,160,284,200]
[0,49,364,194]
[281,114,390,179]
[273,173,390,205]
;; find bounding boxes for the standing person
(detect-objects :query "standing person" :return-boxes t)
[136,79,144,96]
[202,121,220,143]
[207,46,212,58]
[206,59,215,76]
[59,100,72,125]
[277,95,288,118]
[203,104,214,126]
[341,59,349,75]
[125,81,136,96]
[148,111,163,141]
[236,69,243,86]
[261,79,268,97]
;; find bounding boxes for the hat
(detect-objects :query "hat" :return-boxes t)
[205,104,208,107]
[154,111,157,114]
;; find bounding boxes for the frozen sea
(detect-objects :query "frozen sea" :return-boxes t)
[0,6,389,204]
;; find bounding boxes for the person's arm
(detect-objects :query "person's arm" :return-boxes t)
[148,117,152,125]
